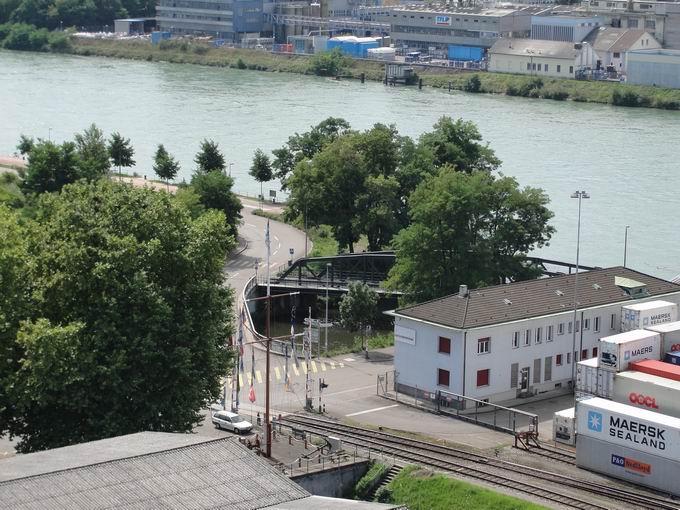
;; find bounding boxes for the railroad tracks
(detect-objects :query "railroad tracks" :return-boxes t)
[523,442,577,465]
[278,413,679,510]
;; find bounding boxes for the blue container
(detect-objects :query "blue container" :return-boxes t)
[665,351,680,365]
[447,45,484,62]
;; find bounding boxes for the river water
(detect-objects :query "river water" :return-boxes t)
[2,50,679,279]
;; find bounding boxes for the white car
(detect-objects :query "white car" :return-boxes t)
[212,410,253,434]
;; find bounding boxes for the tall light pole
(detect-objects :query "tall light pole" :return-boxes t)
[324,263,331,354]
[623,225,630,267]
[228,162,234,177]
[570,190,590,385]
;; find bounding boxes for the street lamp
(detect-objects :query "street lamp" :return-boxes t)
[570,190,590,385]
[228,162,234,177]
[324,263,331,354]
[623,225,630,267]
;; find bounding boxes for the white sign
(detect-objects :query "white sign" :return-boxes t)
[395,325,416,345]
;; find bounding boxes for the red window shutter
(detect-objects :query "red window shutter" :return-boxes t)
[438,337,451,354]
[582,349,588,361]
[593,347,598,357]
[438,369,450,387]
[476,369,489,387]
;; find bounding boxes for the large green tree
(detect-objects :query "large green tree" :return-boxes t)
[107,131,135,179]
[339,282,378,358]
[194,139,225,174]
[249,148,273,200]
[21,140,81,193]
[1,181,235,453]
[191,170,242,239]
[153,144,180,190]
[74,123,110,180]
[386,167,554,303]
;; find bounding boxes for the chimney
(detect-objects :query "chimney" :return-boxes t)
[459,284,469,297]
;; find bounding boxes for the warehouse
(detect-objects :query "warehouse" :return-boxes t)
[390,267,680,406]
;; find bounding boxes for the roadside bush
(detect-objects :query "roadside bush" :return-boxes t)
[612,89,641,107]
[463,74,481,93]
[308,47,348,77]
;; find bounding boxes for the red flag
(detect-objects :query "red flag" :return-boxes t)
[249,385,256,403]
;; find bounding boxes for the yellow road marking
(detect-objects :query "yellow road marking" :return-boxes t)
[339,362,345,368]
[311,361,318,373]
[256,370,263,384]
[292,364,300,376]
[239,374,243,388]
[274,367,281,381]
[329,361,336,369]
[302,364,308,374]
[321,362,327,372]
[247,373,252,386]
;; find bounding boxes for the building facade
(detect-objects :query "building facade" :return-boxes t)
[390,267,680,406]
[627,48,680,87]
[586,26,660,71]
[157,0,265,40]
[489,38,594,78]
[531,15,601,42]
[388,5,541,53]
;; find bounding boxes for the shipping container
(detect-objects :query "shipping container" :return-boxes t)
[665,351,680,365]
[646,320,680,353]
[614,370,680,418]
[621,300,678,332]
[630,359,680,382]
[598,330,660,372]
[576,397,680,461]
[553,407,576,446]
[576,357,613,398]
[447,45,484,61]
[576,434,680,496]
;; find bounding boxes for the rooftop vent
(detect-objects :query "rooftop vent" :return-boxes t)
[503,298,512,305]
[459,284,469,297]
[592,283,602,289]
[555,290,564,296]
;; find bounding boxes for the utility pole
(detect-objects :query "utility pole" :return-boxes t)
[570,190,589,385]
[305,306,313,410]
[325,263,331,354]
[623,225,630,267]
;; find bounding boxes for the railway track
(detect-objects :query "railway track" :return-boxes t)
[523,443,577,465]
[278,413,679,510]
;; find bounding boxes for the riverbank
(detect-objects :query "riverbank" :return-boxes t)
[66,37,680,110]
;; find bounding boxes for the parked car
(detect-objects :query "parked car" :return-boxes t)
[212,410,253,434]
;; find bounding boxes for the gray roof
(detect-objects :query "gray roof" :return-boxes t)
[490,38,583,59]
[585,27,656,53]
[0,433,309,509]
[395,267,680,330]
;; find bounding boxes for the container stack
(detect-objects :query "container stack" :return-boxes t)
[646,320,680,353]
[621,300,678,332]
[575,357,613,400]
[553,407,576,446]
[598,329,661,372]
[575,397,680,495]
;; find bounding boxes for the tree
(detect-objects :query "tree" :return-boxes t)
[308,47,349,77]
[1,181,235,453]
[153,144,180,190]
[386,167,554,304]
[249,148,273,201]
[191,170,242,239]
[339,282,378,358]
[418,117,501,173]
[74,123,110,180]
[194,139,225,174]
[21,140,80,193]
[355,175,401,251]
[16,134,34,156]
[174,186,205,219]
[107,132,135,180]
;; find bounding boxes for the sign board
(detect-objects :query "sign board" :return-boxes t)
[395,325,416,345]
[435,15,451,26]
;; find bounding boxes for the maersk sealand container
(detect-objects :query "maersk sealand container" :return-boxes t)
[447,45,484,61]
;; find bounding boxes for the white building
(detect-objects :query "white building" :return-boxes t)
[390,267,680,407]
[585,26,660,71]
[531,14,601,42]
[489,38,595,78]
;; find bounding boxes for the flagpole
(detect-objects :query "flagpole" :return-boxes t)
[265,220,272,458]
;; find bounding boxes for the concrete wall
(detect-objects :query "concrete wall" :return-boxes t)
[292,461,370,498]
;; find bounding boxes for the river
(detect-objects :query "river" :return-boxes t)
[2,50,679,279]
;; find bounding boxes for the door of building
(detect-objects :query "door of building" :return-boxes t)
[520,367,530,393]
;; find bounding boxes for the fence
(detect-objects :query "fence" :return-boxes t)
[377,370,538,436]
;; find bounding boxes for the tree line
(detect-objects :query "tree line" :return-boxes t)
[252,116,555,303]
[0,126,242,453]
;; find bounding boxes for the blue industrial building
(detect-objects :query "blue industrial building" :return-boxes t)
[327,36,381,58]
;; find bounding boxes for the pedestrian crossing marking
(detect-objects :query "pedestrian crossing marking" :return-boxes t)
[311,361,318,373]
[225,358,349,392]
[239,374,243,388]
[256,370,263,384]
[274,367,281,381]
[247,373,252,386]
[321,362,327,371]
[292,364,300,376]
[329,361,336,369]
[302,363,308,374]
[339,362,345,368]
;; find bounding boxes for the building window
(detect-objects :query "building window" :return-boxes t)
[569,66,574,74]
[610,313,616,330]
[627,18,639,28]
[567,352,571,364]
[558,323,564,335]
[438,336,451,354]
[568,321,572,334]
[613,52,621,58]
[512,331,520,349]
[594,316,600,332]
[547,325,553,342]
[438,368,450,387]
[584,318,590,331]
[556,354,563,366]
[477,337,490,354]
[536,327,542,344]
[593,347,598,358]
[557,64,561,73]
[524,329,531,346]
[527,62,531,70]
[575,320,580,333]
[476,369,490,387]
[581,349,588,360]
[646,20,656,30]
[544,64,548,72]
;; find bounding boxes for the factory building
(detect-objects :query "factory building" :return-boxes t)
[389,267,680,407]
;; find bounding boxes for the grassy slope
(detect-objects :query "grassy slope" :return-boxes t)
[387,466,548,510]
[66,38,680,110]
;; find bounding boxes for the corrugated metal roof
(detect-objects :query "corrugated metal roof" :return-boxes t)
[0,433,309,510]
[395,267,680,330]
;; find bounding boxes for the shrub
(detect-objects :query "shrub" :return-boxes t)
[354,463,389,500]
[612,89,641,107]
[236,58,247,69]
[655,98,680,110]
[47,31,71,52]
[3,24,48,51]
[308,48,348,76]
[192,45,209,55]
[541,90,569,101]
[463,74,481,93]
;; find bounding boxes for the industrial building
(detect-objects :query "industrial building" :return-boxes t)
[627,48,680,87]
[530,14,601,42]
[389,267,680,406]
[585,26,661,71]
[488,38,594,78]
[387,4,542,55]
[156,0,266,41]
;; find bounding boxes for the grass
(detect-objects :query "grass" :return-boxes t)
[65,38,680,110]
[383,465,548,509]
[251,208,284,222]
[325,332,394,357]
[354,462,389,500]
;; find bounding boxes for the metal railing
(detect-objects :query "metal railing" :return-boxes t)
[377,370,539,436]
